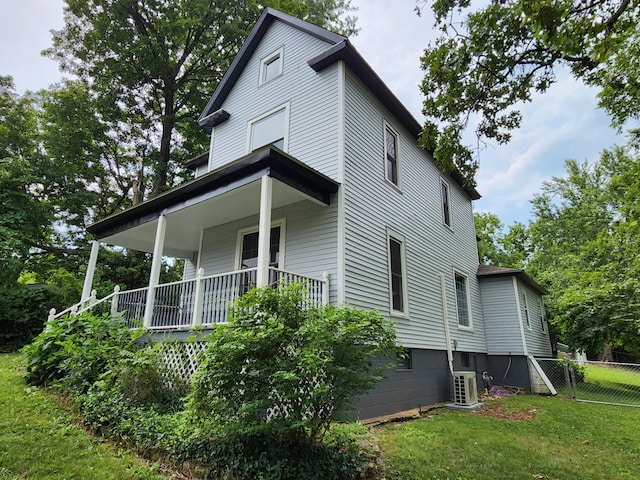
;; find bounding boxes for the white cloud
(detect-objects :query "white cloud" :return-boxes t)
[0,0,66,92]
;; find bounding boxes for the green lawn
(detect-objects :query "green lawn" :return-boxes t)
[378,395,640,480]
[4,351,640,480]
[574,363,640,405]
[0,353,171,480]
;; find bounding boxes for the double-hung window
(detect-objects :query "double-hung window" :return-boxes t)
[247,104,289,152]
[388,230,408,316]
[441,179,452,228]
[384,124,399,186]
[454,271,472,329]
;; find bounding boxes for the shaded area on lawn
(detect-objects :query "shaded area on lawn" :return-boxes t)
[0,353,170,480]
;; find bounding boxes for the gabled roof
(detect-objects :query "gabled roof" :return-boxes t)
[477,265,548,295]
[198,8,345,128]
[197,7,480,201]
[184,151,209,170]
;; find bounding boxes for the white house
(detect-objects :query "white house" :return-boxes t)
[76,8,553,418]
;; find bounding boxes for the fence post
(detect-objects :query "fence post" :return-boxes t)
[322,271,329,306]
[192,268,205,326]
[111,285,121,316]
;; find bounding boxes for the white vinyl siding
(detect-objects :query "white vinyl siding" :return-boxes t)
[197,199,339,305]
[519,281,552,356]
[209,20,340,180]
[343,68,485,352]
[479,276,552,357]
[479,276,524,355]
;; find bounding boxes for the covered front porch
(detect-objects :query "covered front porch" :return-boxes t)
[53,147,339,330]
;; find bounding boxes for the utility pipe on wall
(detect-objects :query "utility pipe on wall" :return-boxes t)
[440,272,455,376]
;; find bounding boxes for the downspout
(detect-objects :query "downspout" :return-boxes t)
[440,273,454,376]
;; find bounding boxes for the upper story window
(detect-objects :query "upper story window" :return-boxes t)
[387,229,408,316]
[260,47,283,85]
[454,271,472,329]
[441,179,452,228]
[384,123,399,186]
[247,103,289,152]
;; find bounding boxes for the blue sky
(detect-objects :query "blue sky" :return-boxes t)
[1,0,625,226]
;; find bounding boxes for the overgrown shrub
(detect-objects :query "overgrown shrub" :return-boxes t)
[0,283,63,352]
[542,358,586,387]
[22,311,142,392]
[189,283,400,446]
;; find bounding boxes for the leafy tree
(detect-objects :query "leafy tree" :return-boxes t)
[189,283,400,445]
[474,212,529,268]
[417,0,640,184]
[527,147,640,357]
[47,0,357,199]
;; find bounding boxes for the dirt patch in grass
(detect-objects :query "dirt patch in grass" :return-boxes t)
[473,402,541,421]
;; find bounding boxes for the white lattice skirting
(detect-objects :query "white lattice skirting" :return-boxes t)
[158,341,208,383]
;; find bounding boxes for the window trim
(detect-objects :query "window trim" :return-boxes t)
[520,288,531,330]
[453,269,473,331]
[246,102,290,154]
[235,218,287,271]
[387,229,409,318]
[441,179,452,229]
[383,121,401,189]
[259,46,284,85]
[539,298,546,332]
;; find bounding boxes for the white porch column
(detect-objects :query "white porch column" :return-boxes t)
[81,240,100,303]
[256,175,273,287]
[143,215,167,328]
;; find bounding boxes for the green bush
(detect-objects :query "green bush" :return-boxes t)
[189,283,400,445]
[0,283,63,352]
[180,432,369,480]
[21,311,142,392]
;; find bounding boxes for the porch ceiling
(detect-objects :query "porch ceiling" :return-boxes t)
[88,147,339,258]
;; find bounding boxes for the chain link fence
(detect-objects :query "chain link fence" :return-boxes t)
[537,358,640,407]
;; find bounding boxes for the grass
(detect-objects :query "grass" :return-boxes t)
[378,395,640,480]
[0,353,171,480]
[4,351,640,480]
[575,363,640,405]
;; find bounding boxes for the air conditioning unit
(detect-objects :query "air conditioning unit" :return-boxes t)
[453,371,478,405]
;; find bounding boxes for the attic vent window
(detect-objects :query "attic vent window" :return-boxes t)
[260,47,283,84]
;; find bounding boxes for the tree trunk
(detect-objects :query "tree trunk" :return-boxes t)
[600,343,613,362]
[151,88,175,198]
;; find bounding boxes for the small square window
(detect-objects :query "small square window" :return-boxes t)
[461,352,471,368]
[398,348,413,370]
[260,48,283,84]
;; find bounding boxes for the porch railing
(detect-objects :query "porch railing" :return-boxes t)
[48,268,329,331]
